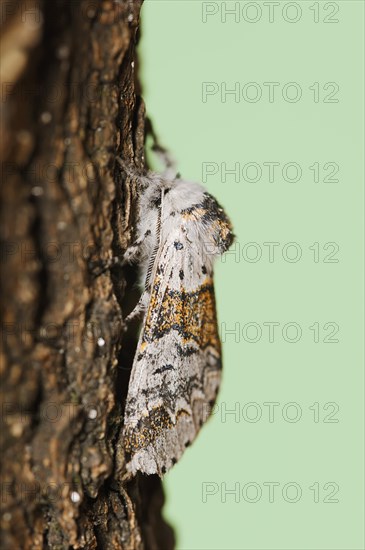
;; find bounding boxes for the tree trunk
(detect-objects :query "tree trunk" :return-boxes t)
[1,1,174,548]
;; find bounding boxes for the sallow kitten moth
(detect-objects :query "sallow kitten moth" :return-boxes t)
[119,159,234,476]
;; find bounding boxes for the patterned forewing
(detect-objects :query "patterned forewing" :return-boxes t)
[123,223,222,474]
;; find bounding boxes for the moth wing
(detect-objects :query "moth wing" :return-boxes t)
[123,223,222,476]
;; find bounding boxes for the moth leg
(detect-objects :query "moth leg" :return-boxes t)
[115,157,153,190]
[152,145,177,180]
[145,117,179,180]
[89,256,123,277]
[122,247,138,265]
[89,235,146,277]
[122,232,150,265]
[116,156,142,178]
[123,225,154,271]
[123,291,149,330]
[89,225,152,277]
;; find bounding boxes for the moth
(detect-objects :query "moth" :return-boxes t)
[119,159,234,476]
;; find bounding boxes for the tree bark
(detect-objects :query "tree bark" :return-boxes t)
[1,1,174,548]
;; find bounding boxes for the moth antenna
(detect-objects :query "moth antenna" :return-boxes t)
[145,117,178,179]
[144,188,164,291]
[151,144,177,180]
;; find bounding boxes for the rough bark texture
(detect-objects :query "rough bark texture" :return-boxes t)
[0,1,174,548]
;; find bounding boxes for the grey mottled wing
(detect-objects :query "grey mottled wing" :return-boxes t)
[123,237,222,475]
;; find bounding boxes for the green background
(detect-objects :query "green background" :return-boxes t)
[139,2,364,549]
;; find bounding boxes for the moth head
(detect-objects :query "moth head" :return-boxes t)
[142,174,174,209]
